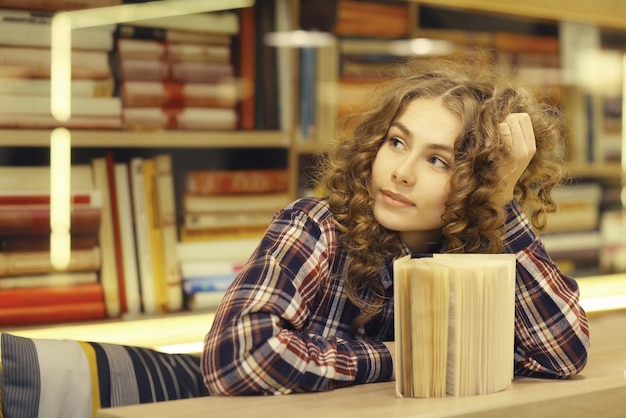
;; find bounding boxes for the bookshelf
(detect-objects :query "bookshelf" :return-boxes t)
[0,0,298,336]
[2,0,626,350]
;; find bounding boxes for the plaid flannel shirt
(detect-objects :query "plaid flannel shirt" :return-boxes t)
[201,197,590,395]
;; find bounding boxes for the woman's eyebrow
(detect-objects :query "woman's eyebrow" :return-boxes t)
[391,121,454,154]
[389,121,412,139]
[426,143,454,154]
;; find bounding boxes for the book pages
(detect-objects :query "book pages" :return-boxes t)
[393,253,516,398]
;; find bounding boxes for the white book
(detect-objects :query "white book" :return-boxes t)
[126,10,239,35]
[0,78,114,97]
[154,154,182,312]
[0,165,94,191]
[114,163,141,317]
[0,95,121,117]
[182,192,291,213]
[176,236,261,263]
[0,271,98,289]
[92,158,121,319]
[183,211,275,230]
[0,21,114,50]
[393,254,516,398]
[129,157,157,315]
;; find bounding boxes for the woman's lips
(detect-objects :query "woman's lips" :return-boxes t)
[381,190,414,207]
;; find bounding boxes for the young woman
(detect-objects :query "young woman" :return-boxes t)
[201,56,590,395]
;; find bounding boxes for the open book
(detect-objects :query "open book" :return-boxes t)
[393,253,516,398]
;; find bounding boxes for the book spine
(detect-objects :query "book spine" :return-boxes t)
[185,168,289,195]
[0,234,98,251]
[0,0,121,11]
[0,21,114,51]
[179,225,267,243]
[115,24,232,45]
[0,302,107,326]
[0,46,112,79]
[0,247,101,277]
[0,95,121,116]
[92,157,122,318]
[183,211,274,230]
[129,157,157,315]
[114,162,142,317]
[0,191,100,205]
[0,206,101,236]
[121,81,238,108]
[183,275,239,294]
[117,38,231,62]
[142,158,169,314]
[106,153,128,314]
[176,236,261,263]
[154,154,182,312]
[0,114,122,129]
[0,165,95,195]
[0,282,103,308]
[123,10,239,35]
[0,271,98,289]
[122,107,237,130]
[118,59,234,83]
[182,192,291,213]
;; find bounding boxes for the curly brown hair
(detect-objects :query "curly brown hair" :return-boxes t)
[317,54,566,335]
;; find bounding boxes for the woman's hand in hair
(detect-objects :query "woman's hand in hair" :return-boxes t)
[494,112,536,207]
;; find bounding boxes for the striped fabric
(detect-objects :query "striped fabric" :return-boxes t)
[0,333,208,418]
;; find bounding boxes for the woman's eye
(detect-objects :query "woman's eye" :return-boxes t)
[429,156,449,168]
[388,136,405,149]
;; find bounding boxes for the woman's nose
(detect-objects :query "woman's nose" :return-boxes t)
[391,161,416,186]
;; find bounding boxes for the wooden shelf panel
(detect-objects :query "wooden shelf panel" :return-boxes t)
[0,129,290,149]
[412,0,626,30]
[565,163,623,180]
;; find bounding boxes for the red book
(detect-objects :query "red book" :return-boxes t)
[0,234,98,251]
[185,168,289,195]
[0,302,107,326]
[106,153,128,314]
[0,191,100,206]
[0,282,103,308]
[0,205,101,236]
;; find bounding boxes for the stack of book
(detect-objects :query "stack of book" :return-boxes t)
[177,167,291,310]
[0,4,121,129]
[0,165,105,326]
[541,182,604,276]
[114,11,241,130]
[178,237,260,312]
[179,168,291,242]
[332,0,410,122]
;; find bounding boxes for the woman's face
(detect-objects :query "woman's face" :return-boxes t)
[370,97,462,252]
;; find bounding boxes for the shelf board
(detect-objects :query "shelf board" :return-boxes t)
[564,163,623,180]
[295,140,333,154]
[1,310,215,354]
[0,129,290,148]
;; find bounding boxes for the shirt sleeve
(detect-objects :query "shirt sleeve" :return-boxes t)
[503,200,590,378]
[201,203,393,395]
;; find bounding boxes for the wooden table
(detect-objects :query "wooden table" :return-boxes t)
[97,312,626,418]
